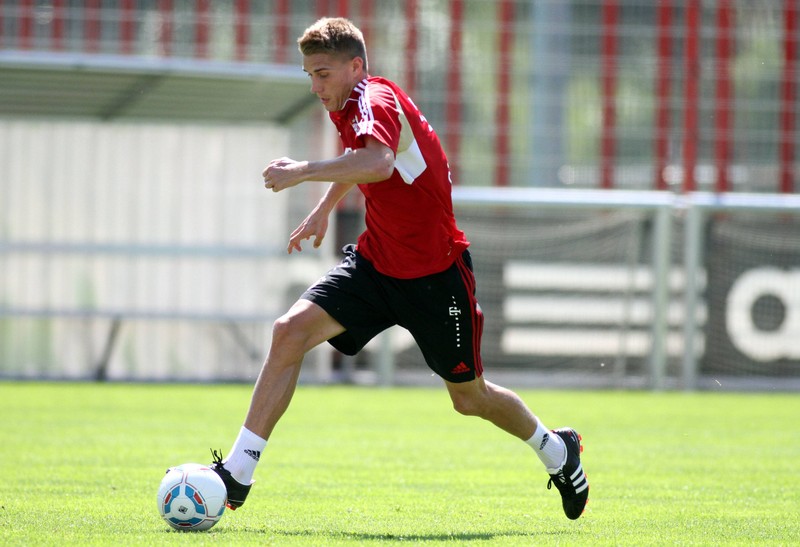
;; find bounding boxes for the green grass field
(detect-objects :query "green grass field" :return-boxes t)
[0,382,798,545]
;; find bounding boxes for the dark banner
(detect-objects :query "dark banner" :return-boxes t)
[705,216,800,376]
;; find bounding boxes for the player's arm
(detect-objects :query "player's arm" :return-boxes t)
[262,136,394,192]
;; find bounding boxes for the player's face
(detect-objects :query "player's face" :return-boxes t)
[303,53,364,112]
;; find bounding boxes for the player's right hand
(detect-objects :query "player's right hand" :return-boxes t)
[263,157,308,193]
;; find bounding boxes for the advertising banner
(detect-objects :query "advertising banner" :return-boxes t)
[705,217,800,376]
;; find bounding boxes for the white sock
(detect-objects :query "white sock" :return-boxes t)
[525,421,567,473]
[223,426,267,485]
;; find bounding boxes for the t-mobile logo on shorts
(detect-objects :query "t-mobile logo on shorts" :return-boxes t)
[449,296,463,348]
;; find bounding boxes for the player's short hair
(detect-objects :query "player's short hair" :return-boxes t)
[297,17,369,72]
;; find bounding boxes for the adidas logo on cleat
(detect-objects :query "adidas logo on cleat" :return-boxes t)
[569,463,588,494]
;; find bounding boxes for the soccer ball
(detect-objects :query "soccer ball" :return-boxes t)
[156,463,227,531]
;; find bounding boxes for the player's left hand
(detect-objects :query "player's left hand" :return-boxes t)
[262,157,307,192]
[287,208,329,253]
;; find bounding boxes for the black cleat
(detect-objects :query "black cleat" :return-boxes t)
[210,449,252,510]
[546,428,589,520]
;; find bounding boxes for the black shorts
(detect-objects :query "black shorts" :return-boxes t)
[301,244,484,383]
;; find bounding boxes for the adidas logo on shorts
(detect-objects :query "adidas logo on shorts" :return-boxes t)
[450,362,471,374]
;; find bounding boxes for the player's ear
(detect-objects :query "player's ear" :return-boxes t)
[351,55,365,74]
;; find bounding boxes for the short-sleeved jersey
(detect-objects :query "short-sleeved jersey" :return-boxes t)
[329,77,469,279]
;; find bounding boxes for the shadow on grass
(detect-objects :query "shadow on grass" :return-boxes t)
[203,527,579,542]
[317,531,573,542]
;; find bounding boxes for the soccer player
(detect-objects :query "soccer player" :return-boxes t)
[210,17,589,520]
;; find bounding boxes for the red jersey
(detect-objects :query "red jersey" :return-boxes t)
[329,77,469,279]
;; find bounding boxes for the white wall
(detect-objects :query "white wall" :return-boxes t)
[0,120,332,380]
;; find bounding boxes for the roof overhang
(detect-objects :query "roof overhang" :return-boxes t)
[0,50,315,124]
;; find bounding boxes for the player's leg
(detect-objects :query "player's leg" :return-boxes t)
[443,375,536,439]
[405,251,589,519]
[212,245,393,510]
[398,253,569,469]
[444,375,588,519]
[211,298,345,509]
[244,298,346,439]
[444,376,568,471]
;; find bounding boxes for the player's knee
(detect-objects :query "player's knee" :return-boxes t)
[270,312,308,350]
[271,307,328,356]
[271,314,292,341]
[450,391,486,417]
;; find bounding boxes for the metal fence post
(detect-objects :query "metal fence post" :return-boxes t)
[376,328,395,386]
[650,205,672,390]
[682,203,704,390]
